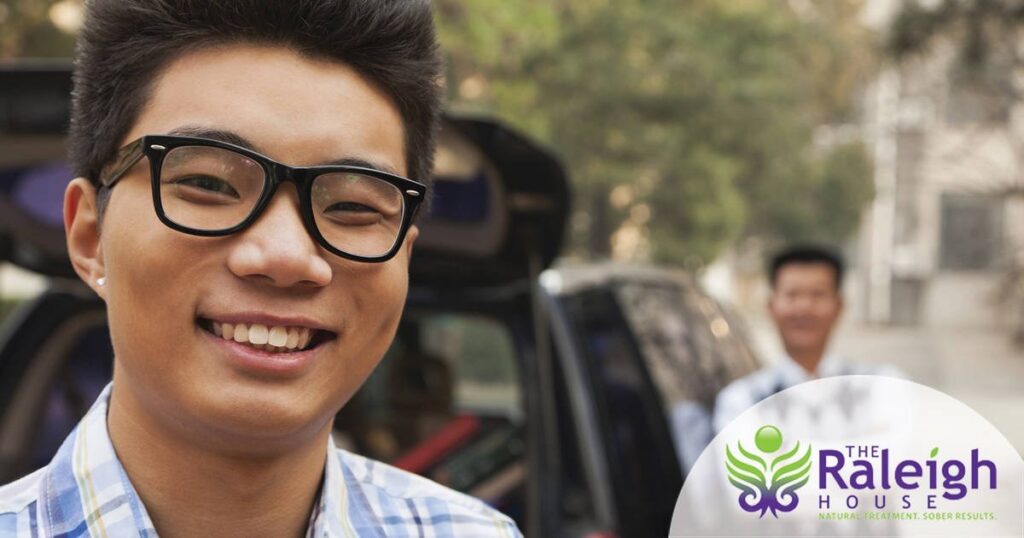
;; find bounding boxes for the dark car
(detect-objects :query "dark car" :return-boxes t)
[0,63,760,537]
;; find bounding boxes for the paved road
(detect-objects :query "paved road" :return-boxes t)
[746,316,1024,455]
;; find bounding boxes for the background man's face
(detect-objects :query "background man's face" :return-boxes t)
[768,263,842,359]
[96,44,414,450]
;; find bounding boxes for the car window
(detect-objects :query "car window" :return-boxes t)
[616,280,760,411]
[333,311,526,524]
[615,282,698,407]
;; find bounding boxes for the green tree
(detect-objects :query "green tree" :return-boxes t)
[439,0,876,266]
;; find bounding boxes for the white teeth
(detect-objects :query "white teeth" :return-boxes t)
[233,324,248,343]
[210,321,318,352]
[248,324,269,345]
[269,326,288,347]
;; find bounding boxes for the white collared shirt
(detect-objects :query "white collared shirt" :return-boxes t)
[712,353,902,434]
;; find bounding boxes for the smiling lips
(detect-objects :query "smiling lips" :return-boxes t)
[204,320,319,353]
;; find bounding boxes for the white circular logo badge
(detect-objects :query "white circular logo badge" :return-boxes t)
[670,376,1024,537]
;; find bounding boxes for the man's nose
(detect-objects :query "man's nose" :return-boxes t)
[225,187,333,288]
[785,294,815,314]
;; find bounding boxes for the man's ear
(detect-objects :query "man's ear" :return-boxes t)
[64,178,107,299]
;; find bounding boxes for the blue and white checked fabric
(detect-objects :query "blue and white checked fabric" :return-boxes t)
[712,353,904,433]
[0,384,522,537]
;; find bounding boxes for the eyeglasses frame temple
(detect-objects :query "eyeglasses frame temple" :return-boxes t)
[97,138,147,187]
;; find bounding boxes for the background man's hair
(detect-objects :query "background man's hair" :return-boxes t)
[768,244,845,290]
[71,0,443,214]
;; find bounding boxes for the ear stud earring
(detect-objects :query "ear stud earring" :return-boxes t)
[97,277,106,287]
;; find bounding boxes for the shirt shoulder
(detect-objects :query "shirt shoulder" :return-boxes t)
[337,448,522,537]
[712,365,787,432]
[840,360,905,379]
[715,366,782,409]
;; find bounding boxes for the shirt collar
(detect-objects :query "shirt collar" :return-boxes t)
[310,434,379,537]
[41,383,157,537]
[40,383,367,537]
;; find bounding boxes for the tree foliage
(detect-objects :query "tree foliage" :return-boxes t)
[439,0,876,265]
[888,0,1024,71]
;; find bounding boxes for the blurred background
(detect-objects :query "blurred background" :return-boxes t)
[1,0,1022,450]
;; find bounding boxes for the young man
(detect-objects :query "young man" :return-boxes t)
[0,1,521,536]
[712,245,899,432]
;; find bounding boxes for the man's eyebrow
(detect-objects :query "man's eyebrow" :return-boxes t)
[321,157,402,177]
[165,125,403,176]
[167,126,258,151]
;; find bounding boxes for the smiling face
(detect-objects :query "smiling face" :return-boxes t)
[67,44,415,451]
[768,263,842,366]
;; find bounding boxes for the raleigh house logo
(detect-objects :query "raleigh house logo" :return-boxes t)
[725,426,1000,521]
[725,424,813,518]
[672,377,1024,537]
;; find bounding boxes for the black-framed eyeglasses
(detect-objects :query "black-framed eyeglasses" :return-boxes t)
[98,134,426,262]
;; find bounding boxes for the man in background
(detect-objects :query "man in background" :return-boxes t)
[713,244,899,432]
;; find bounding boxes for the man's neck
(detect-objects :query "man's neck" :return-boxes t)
[107,384,330,538]
[785,347,826,376]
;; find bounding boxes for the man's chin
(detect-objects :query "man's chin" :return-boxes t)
[174,387,336,453]
[782,335,828,353]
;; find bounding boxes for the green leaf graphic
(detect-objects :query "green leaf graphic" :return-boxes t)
[738,441,768,472]
[774,457,812,489]
[726,427,814,519]
[771,439,802,472]
[728,475,757,496]
[773,443,812,489]
[726,444,765,485]
[726,459,756,486]
[773,442,809,480]
[930,447,938,458]
[783,472,811,493]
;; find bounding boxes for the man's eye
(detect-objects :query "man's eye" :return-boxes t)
[327,201,380,213]
[172,175,240,198]
[324,201,384,224]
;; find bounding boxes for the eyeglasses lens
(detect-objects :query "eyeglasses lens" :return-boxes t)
[311,171,405,258]
[158,145,405,258]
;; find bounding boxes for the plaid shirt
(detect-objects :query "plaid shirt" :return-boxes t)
[712,353,903,433]
[0,384,522,537]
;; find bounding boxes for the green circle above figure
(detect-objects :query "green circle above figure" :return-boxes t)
[755,425,783,453]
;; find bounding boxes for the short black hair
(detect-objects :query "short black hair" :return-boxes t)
[768,244,844,290]
[71,0,443,214]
